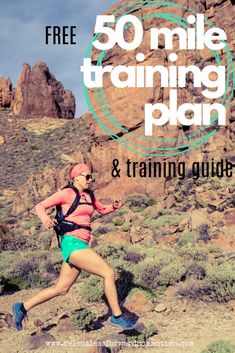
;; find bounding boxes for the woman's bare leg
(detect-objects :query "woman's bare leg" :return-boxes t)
[23,262,81,311]
[69,249,122,316]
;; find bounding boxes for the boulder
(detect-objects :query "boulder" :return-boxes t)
[154,304,167,313]
[124,289,155,313]
[25,332,56,350]
[224,210,235,226]
[164,194,176,209]
[195,189,228,209]
[98,231,131,245]
[191,209,210,230]
[177,218,189,232]
[56,314,74,332]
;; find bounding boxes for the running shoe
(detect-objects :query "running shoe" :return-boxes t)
[109,313,137,330]
[12,302,28,331]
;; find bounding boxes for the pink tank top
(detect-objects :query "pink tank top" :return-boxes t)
[35,188,115,243]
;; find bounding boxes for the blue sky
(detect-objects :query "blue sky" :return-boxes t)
[0,0,119,116]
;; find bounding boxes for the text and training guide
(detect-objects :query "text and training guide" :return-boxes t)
[81,14,227,134]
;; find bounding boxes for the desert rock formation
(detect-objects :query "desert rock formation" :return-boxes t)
[12,61,75,119]
[0,75,13,108]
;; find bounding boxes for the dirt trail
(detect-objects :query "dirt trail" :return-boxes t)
[0,282,234,353]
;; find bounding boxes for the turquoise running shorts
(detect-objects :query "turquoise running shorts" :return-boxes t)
[61,235,90,265]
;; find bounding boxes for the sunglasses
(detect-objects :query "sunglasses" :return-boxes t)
[80,174,94,181]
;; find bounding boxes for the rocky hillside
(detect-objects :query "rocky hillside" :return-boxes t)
[82,0,235,198]
[0,109,94,222]
[0,0,234,249]
[0,0,234,204]
[0,1,234,352]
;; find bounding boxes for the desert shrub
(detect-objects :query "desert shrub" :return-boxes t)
[4,276,29,291]
[0,275,8,294]
[97,206,129,223]
[143,213,184,229]
[95,244,127,260]
[21,259,53,288]
[3,254,60,291]
[204,266,235,302]
[140,264,161,291]
[1,269,49,294]
[0,232,28,251]
[175,178,199,199]
[142,209,172,220]
[174,177,204,210]
[125,193,156,212]
[201,340,235,353]
[104,257,131,271]
[79,275,103,302]
[5,260,44,291]
[218,195,235,211]
[176,244,209,262]
[152,229,168,241]
[126,323,158,345]
[92,224,115,236]
[0,250,61,278]
[21,219,41,230]
[98,212,116,224]
[206,244,222,254]
[177,265,235,302]
[45,260,60,276]
[183,262,206,280]
[177,232,198,247]
[113,218,125,226]
[155,260,186,288]
[124,251,146,264]
[72,308,96,331]
[114,206,129,217]
[120,222,132,232]
[136,246,175,262]
[198,224,212,244]
[202,178,235,190]
[127,287,155,301]
[133,252,185,292]
[155,209,173,216]
[177,279,208,301]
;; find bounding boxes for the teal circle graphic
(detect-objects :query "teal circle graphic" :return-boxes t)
[83,0,234,156]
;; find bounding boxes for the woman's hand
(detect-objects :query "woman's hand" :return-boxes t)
[113,199,123,209]
[42,216,56,229]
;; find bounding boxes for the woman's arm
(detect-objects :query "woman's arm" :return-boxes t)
[35,189,68,228]
[93,195,122,215]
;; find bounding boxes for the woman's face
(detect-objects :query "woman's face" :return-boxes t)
[73,172,91,191]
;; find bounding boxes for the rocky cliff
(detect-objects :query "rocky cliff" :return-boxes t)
[0,75,13,108]
[12,61,75,119]
[1,61,76,119]
[81,0,235,198]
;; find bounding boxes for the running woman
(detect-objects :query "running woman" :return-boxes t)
[12,162,136,330]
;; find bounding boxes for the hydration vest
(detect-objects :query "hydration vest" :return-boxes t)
[53,182,95,248]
